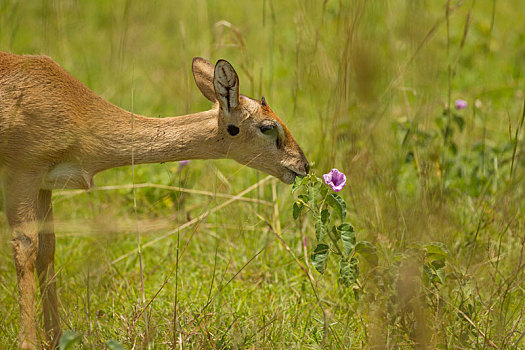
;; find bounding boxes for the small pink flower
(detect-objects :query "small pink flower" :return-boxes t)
[323,169,347,192]
[178,160,189,170]
[455,99,467,110]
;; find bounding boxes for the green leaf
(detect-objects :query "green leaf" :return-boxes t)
[309,181,322,209]
[326,193,346,221]
[425,242,448,262]
[293,202,303,220]
[321,209,330,225]
[292,175,308,193]
[311,243,330,274]
[106,340,124,350]
[320,183,329,198]
[59,330,82,349]
[339,257,359,286]
[355,241,378,266]
[431,259,445,270]
[315,214,328,241]
[436,266,446,284]
[423,264,433,285]
[423,257,447,285]
[338,223,355,256]
[331,225,341,240]
[430,257,446,284]
[298,194,309,204]
[425,242,448,256]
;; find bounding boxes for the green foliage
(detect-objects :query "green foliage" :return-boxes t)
[339,224,355,256]
[423,242,448,286]
[105,339,125,350]
[292,175,376,287]
[326,193,346,221]
[394,104,518,196]
[59,331,82,349]
[354,241,378,266]
[58,331,124,349]
[311,243,330,274]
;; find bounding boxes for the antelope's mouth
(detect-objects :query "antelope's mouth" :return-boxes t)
[282,166,307,184]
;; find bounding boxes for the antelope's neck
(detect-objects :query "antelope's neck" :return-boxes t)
[88,108,225,173]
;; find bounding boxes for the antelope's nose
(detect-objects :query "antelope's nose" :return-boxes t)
[304,162,310,174]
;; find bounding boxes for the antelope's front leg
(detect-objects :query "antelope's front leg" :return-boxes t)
[36,189,61,348]
[4,173,41,349]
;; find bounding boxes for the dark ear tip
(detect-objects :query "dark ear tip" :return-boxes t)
[215,59,233,68]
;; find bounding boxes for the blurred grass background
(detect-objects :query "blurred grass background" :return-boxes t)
[1,0,524,348]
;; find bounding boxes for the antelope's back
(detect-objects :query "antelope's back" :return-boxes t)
[0,51,102,169]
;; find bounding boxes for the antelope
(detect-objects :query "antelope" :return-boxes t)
[0,51,309,349]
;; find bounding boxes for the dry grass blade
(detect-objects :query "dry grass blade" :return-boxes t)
[110,176,273,265]
[427,287,500,349]
[53,182,272,206]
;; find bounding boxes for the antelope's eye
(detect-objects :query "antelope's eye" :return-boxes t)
[259,124,275,134]
[227,124,240,136]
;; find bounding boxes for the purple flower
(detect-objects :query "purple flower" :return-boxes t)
[178,160,189,170]
[455,99,468,110]
[323,169,347,192]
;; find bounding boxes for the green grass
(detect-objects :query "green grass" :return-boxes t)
[1,0,525,348]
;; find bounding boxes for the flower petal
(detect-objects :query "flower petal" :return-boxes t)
[322,173,332,185]
[323,168,346,191]
[455,99,467,110]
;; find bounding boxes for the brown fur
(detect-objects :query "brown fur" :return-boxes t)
[0,52,309,349]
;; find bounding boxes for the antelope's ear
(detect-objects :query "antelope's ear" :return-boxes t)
[214,59,240,112]
[192,57,217,102]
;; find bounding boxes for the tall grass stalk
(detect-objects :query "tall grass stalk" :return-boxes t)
[130,71,149,346]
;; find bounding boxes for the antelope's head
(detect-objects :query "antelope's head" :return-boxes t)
[192,57,309,184]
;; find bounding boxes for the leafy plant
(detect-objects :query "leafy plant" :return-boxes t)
[292,173,377,287]
[59,331,82,349]
[58,331,123,350]
[394,100,517,197]
[423,242,448,287]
